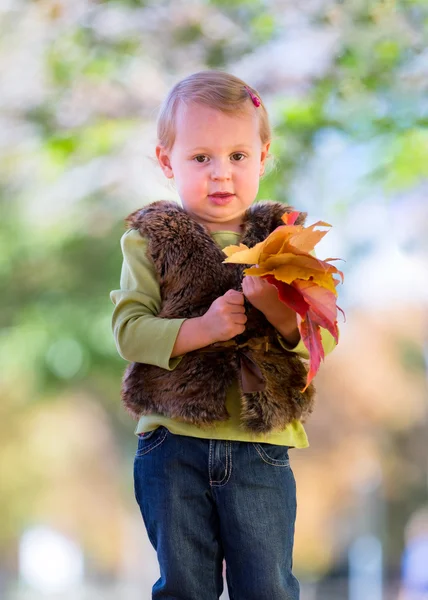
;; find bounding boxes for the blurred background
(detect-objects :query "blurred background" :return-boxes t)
[1,0,427,598]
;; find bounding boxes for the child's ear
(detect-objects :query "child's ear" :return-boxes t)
[156,145,174,179]
[259,141,270,177]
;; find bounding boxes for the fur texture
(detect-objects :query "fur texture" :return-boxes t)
[121,200,315,433]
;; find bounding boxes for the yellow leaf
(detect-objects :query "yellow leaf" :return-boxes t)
[262,228,293,255]
[273,265,338,292]
[243,266,274,276]
[261,253,322,271]
[287,226,330,253]
[223,241,264,264]
[311,220,331,228]
[309,275,338,295]
[222,243,250,257]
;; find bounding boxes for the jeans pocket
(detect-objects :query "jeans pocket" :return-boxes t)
[135,426,168,457]
[252,442,291,467]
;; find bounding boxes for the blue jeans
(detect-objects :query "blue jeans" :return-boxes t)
[134,427,299,600]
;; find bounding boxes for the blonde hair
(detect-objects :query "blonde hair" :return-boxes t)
[157,71,271,150]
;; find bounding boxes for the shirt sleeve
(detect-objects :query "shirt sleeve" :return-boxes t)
[110,229,185,369]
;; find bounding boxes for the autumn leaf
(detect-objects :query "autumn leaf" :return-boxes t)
[281,211,300,225]
[263,276,309,317]
[223,241,264,264]
[223,211,344,389]
[287,222,331,253]
[298,314,324,391]
[293,281,339,342]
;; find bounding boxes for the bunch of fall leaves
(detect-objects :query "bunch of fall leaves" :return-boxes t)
[223,211,344,391]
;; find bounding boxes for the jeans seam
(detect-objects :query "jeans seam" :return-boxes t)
[135,428,168,457]
[209,439,213,484]
[253,443,290,467]
[210,441,232,487]
[215,441,228,484]
[213,442,232,487]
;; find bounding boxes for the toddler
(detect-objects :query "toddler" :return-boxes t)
[111,70,337,600]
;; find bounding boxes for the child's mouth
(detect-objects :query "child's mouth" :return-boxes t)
[209,194,234,206]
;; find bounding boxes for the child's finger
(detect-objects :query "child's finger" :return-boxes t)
[230,304,246,314]
[225,289,245,304]
[242,276,255,294]
[257,278,271,291]
[233,313,247,325]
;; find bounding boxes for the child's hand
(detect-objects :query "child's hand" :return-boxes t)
[242,276,300,345]
[201,289,247,343]
[242,276,280,315]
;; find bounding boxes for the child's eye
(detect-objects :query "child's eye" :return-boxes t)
[194,155,209,163]
[231,153,245,161]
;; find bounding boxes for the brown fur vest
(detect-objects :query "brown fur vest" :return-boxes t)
[121,200,315,434]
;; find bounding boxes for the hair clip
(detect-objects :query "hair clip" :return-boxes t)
[245,86,261,107]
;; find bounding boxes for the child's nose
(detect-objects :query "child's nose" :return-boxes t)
[211,159,231,180]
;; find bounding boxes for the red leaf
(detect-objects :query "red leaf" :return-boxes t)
[293,280,338,341]
[298,314,324,392]
[263,275,309,317]
[281,211,300,226]
[307,307,339,343]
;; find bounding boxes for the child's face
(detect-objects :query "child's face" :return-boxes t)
[156,102,270,232]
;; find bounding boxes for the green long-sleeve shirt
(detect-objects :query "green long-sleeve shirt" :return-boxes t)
[110,228,337,447]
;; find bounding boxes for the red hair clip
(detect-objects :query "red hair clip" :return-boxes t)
[245,86,261,107]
